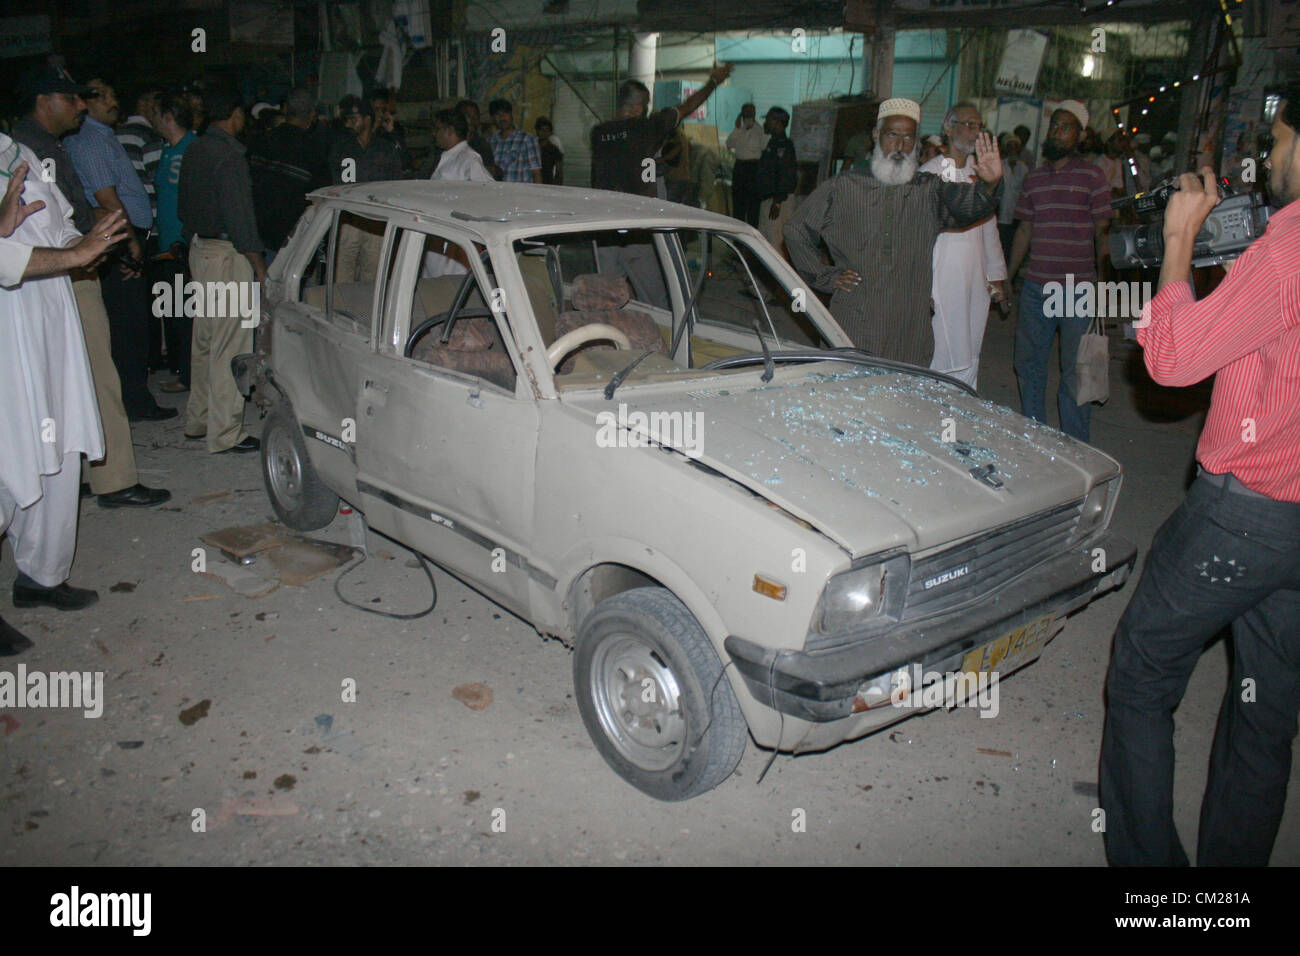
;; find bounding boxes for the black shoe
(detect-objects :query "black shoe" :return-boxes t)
[128,405,179,423]
[0,615,34,656]
[98,484,172,508]
[80,482,93,499]
[218,436,260,454]
[12,578,99,611]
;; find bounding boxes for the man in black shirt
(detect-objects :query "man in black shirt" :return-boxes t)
[589,63,732,307]
[249,87,330,258]
[327,95,403,185]
[590,62,732,198]
[754,106,798,255]
[177,86,264,455]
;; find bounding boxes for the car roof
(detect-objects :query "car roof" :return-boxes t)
[309,181,747,240]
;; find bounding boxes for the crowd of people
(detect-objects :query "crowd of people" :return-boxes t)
[2,54,1299,869]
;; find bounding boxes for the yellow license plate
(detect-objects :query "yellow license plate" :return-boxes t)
[961,613,1058,676]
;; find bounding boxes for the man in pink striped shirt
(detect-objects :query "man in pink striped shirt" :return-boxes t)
[1100,84,1300,866]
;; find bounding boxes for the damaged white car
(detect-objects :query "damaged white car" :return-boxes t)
[236,182,1135,801]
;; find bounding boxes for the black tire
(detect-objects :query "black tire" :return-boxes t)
[573,587,747,801]
[260,403,339,531]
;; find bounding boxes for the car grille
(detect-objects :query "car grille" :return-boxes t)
[803,500,1083,654]
[902,500,1082,620]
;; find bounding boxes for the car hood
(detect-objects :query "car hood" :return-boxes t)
[563,365,1119,556]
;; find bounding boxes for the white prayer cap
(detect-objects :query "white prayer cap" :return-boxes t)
[1057,99,1089,130]
[878,97,921,125]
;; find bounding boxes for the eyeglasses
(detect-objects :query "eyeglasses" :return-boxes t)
[1048,120,1080,133]
[950,119,984,132]
[880,130,917,144]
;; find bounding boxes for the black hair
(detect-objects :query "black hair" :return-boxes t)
[617,80,649,111]
[766,107,789,125]
[435,108,468,140]
[488,98,512,116]
[1278,81,1300,131]
[156,89,193,130]
[203,85,242,122]
[455,99,479,115]
[337,94,372,118]
[1014,124,1031,141]
[282,87,315,121]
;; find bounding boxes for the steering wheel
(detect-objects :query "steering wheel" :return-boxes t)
[404,308,495,358]
[546,324,632,370]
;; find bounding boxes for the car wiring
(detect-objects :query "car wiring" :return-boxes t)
[755,655,786,785]
[333,545,438,620]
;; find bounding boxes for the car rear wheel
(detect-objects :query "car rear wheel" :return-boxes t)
[574,587,747,801]
[261,403,339,531]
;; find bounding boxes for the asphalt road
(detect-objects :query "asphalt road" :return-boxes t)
[3,314,1297,866]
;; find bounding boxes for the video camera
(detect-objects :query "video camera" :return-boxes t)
[1110,88,1285,270]
[1109,177,1273,270]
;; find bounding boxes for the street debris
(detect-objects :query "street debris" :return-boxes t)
[192,490,233,505]
[198,522,358,594]
[453,683,493,711]
[178,699,211,726]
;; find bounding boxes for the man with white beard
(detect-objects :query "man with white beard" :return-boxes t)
[919,103,1008,388]
[0,150,130,655]
[784,98,1004,367]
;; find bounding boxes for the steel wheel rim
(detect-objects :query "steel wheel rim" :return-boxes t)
[266,426,304,512]
[590,633,687,772]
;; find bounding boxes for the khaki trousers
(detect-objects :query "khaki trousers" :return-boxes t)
[335,220,384,283]
[759,197,797,259]
[185,238,255,453]
[72,275,138,494]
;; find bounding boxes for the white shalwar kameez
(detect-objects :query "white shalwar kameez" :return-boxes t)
[919,154,1007,389]
[422,141,495,278]
[0,136,104,586]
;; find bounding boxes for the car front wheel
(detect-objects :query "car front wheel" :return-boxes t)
[261,403,340,531]
[574,587,748,801]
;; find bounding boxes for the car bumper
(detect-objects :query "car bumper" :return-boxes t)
[723,534,1136,722]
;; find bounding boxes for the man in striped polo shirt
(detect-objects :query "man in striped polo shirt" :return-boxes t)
[1099,85,1300,866]
[1007,100,1113,442]
[116,89,164,225]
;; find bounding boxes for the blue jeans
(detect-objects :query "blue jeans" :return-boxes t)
[1014,279,1093,442]
[1099,475,1300,865]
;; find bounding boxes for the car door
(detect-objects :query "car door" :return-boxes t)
[273,205,391,493]
[351,222,541,616]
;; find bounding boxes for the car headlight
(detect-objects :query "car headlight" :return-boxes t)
[814,552,909,635]
[1073,476,1120,542]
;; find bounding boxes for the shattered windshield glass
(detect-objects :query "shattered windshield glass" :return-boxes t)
[511,227,836,388]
